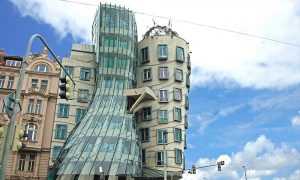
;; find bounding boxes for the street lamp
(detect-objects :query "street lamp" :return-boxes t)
[99,166,104,180]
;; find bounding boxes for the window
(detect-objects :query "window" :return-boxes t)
[52,146,62,162]
[31,79,38,89]
[105,14,116,27]
[104,56,114,68]
[40,80,48,91]
[143,68,152,81]
[80,68,90,81]
[58,104,69,117]
[27,99,34,113]
[104,38,117,47]
[0,75,5,88]
[35,100,42,114]
[174,128,182,142]
[158,110,168,123]
[142,149,146,164]
[24,123,37,141]
[159,90,168,102]
[18,154,26,171]
[175,149,182,164]
[141,47,149,63]
[6,60,21,67]
[122,140,131,154]
[142,107,152,120]
[75,108,86,123]
[28,154,36,171]
[156,151,165,166]
[119,39,128,49]
[176,46,184,62]
[7,76,14,89]
[119,15,128,30]
[157,45,168,60]
[78,89,89,103]
[117,58,127,69]
[64,66,74,77]
[140,128,150,142]
[100,139,117,152]
[175,69,183,81]
[104,76,112,88]
[55,124,67,139]
[34,64,49,72]
[157,130,167,144]
[174,88,182,101]
[174,107,182,121]
[159,67,168,80]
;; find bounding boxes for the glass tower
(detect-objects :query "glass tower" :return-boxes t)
[51,4,140,179]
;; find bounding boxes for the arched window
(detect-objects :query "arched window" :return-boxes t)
[34,64,49,72]
[24,123,37,141]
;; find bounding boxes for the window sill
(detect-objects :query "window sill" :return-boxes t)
[141,60,150,63]
[176,59,184,63]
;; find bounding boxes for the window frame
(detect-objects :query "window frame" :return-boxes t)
[158,109,168,124]
[174,107,182,121]
[58,104,70,118]
[142,107,152,121]
[52,146,62,162]
[176,46,185,62]
[40,80,48,91]
[24,123,38,141]
[175,149,182,164]
[157,129,168,144]
[174,88,182,101]
[80,68,91,81]
[159,90,168,103]
[7,76,14,89]
[18,154,26,171]
[174,128,182,142]
[35,100,42,114]
[0,75,5,88]
[27,99,34,113]
[55,124,68,140]
[31,79,38,89]
[75,108,87,123]
[77,89,89,103]
[157,44,168,60]
[175,68,183,82]
[28,154,36,171]
[140,128,150,142]
[64,66,74,77]
[141,47,149,63]
[156,151,166,166]
[159,67,169,80]
[143,68,152,81]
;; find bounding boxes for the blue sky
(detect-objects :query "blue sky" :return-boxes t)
[1,0,300,179]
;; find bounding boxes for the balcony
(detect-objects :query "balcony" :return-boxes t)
[28,87,46,96]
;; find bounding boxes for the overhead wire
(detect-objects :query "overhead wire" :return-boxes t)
[57,0,300,48]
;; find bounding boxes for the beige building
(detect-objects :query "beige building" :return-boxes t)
[49,44,95,167]
[0,48,61,179]
[135,27,191,176]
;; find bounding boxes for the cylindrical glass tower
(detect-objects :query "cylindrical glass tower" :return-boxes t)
[51,3,140,179]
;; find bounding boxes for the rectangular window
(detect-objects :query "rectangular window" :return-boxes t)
[117,59,127,69]
[142,149,146,164]
[6,60,21,67]
[159,90,168,102]
[105,14,116,27]
[58,104,69,117]
[104,76,112,88]
[28,154,36,171]
[142,107,152,120]
[158,110,168,123]
[119,39,128,49]
[104,37,117,47]
[40,80,48,90]
[80,68,90,81]
[119,16,128,30]
[176,46,184,62]
[78,89,89,103]
[55,124,68,139]
[174,107,182,121]
[0,75,5,88]
[143,68,152,81]
[175,69,183,81]
[75,108,86,123]
[174,128,182,142]
[64,66,74,77]
[122,140,131,154]
[141,47,149,63]
[174,88,182,101]
[18,154,26,171]
[159,67,168,80]
[52,146,62,162]
[28,99,34,113]
[157,130,167,144]
[31,79,38,89]
[175,149,182,164]
[157,45,168,60]
[35,100,42,114]
[140,128,150,142]
[7,76,14,89]
[104,55,114,68]
[156,151,165,166]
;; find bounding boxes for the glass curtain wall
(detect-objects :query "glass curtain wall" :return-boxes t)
[52,3,140,178]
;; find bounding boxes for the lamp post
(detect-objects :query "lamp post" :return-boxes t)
[242,166,248,180]
[0,34,74,180]
[99,166,104,180]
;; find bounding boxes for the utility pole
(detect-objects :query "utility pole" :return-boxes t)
[0,34,74,180]
[242,166,248,180]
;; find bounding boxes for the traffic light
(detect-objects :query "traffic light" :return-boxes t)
[12,126,27,152]
[59,76,71,100]
[217,161,224,171]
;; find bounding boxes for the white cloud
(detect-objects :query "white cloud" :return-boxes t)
[291,116,300,126]
[9,0,300,89]
[274,169,300,180]
[182,135,300,180]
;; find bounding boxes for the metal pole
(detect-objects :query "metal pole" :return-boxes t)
[242,166,248,180]
[163,132,167,180]
[0,34,73,180]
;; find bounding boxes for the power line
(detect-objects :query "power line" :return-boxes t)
[57,0,300,48]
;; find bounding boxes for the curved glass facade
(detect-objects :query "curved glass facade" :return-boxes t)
[52,4,140,177]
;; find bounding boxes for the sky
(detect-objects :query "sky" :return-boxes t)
[1,0,300,179]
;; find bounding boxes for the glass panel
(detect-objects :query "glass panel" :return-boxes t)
[176,46,184,61]
[158,45,168,60]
